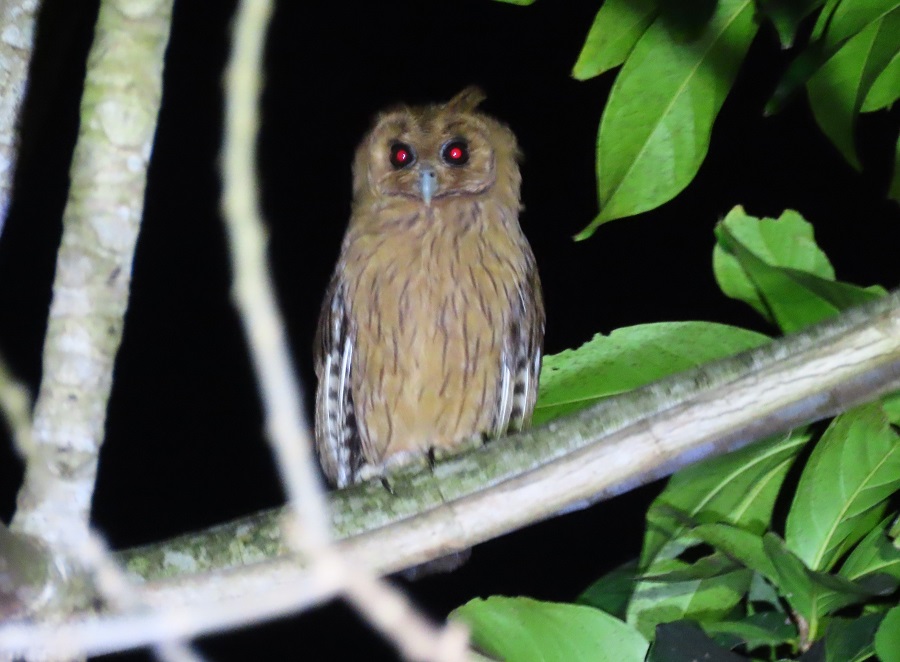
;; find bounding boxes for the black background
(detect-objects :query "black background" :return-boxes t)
[0,1,897,660]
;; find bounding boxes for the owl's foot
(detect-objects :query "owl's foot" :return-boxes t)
[355,449,431,489]
[429,431,490,462]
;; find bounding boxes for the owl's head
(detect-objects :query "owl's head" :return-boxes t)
[352,87,521,210]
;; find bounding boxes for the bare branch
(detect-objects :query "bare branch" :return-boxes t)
[1,289,896,657]
[119,288,900,583]
[11,0,173,553]
[0,0,41,238]
[6,1,203,660]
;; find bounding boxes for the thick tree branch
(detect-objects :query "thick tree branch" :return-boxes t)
[1,289,895,657]
[11,0,172,554]
[119,288,900,583]
[2,2,205,661]
[0,0,41,238]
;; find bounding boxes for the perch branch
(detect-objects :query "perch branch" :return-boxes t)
[0,289,897,657]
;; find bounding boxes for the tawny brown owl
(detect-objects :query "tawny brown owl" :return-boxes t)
[315,87,544,488]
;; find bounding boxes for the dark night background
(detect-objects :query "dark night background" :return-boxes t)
[0,1,897,659]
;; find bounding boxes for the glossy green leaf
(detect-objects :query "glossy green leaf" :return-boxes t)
[817,0,900,45]
[649,621,746,661]
[626,559,751,639]
[811,0,841,39]
[577,560,639,619]
[641,552,744,581]
[748,570,784,610]
[883,389,900,423]
[579,0,758,236]
[807,7,900,169]
[825,614,885,662]
[768,0,898,113]
[533,322,768,425]
[703,611,798,650]
[691,523,778,579]
[572,0,657,80]
[786,404,900,571]
[714,209,882,333]
[451,596,649,662]
[840,517,900,581]
[759,0,825,47]
[713,207,834,318]
[874,605,900,662]
[640,430,808,566]
[861,49,900,111]
[763,534,891,631]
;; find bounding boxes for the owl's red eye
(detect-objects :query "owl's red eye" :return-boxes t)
[441,140,469,166]
[389,142,415,169]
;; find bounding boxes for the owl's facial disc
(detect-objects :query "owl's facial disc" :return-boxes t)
[419,166,437,206]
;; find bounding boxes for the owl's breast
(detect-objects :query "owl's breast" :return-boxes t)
[342,200,528,461]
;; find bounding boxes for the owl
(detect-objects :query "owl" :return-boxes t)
[314,87,544,489]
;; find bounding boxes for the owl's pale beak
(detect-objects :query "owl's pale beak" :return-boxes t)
[419,166,437,206]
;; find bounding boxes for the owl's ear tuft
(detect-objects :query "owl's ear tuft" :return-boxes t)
[447,86,486,113]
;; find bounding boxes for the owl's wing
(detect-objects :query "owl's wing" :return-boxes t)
[314,274,363,488]
[494,255,545,436]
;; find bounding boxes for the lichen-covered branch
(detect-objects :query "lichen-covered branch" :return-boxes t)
[120,288,900,583]
[1,289,897,657]
[0,521,54,620]
[11,0,173,554]
[0,0,41,238]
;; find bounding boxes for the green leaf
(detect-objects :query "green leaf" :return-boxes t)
[807,6,900,169]
[640,430,808,566]
[572,0,657,80]
[818,0,900,45]
[450,596,649,662]
[786,404,900,571]
[875,605,900,662]
[811,0,844,40]
[641,552,744,581]
[577,560,639,619]
[748,570,784,610]
[764,533,894,632]
[861,49,900,111]
[626,561,751,639]
[759,0,825,47]
[839,517,900,581]
[491,0,536,4]
[824,613,885,662]
[649,620,747,661]
[714,208,882,333]
[691,523,779,579]
[768,0,899,114]
[883,389,900,424]
[704,611,798,650]
[713,207,834,318]
[533,322,768,425]
[578,0,758,236]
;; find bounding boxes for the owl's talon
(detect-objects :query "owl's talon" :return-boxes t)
[430,433,488,463]
[380,476,394,495]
